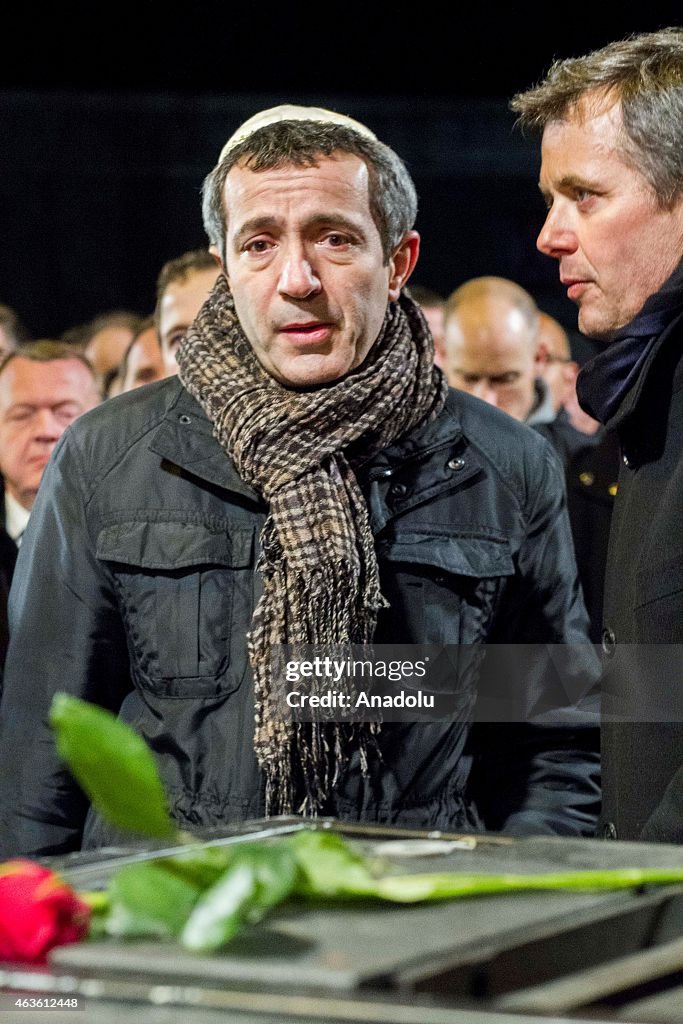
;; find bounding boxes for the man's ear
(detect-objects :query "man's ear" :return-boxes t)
[209,244,226,276]
[388,231,420,301]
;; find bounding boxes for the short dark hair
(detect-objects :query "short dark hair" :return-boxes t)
[202,119,418,263]
[154,249,218,325]
[511,27,683,207]
[63,310,144,352]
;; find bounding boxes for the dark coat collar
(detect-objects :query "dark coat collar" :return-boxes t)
[148,378,466,504]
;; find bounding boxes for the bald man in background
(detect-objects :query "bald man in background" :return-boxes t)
[444,277,589,464]
[444,276,614,639]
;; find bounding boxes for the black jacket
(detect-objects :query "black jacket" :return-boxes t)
[0,483,18,680]
[0,377,599,856]
[599,310,683,842]
[533,408,619,643]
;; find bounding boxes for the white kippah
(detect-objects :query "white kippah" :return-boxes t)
[217,104,378,164]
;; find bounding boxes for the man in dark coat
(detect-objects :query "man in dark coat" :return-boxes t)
[0,107,599,857]
[0,342,100,676]
[512,26,683,843]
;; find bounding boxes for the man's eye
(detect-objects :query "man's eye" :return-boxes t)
[324,233,351,247]
[245,239,272,253]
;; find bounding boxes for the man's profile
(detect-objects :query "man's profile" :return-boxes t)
[512,26,683,842]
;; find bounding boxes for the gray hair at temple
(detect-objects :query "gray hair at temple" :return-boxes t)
[510,27,683,208]
[201,107,418,264]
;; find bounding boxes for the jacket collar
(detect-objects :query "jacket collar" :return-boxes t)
[148,379,469,511]
[148,381,261,504]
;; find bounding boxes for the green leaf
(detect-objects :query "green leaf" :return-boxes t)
[290,830,380,898]
[106,861,203,938]
[49,693,175,840]
[181,844,299,953]
[375,867,683,902]
[181,861,256,952]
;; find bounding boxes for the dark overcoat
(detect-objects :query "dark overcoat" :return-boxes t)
[599,310,683,842]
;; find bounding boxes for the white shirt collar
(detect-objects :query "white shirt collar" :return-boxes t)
[5,491,31,543]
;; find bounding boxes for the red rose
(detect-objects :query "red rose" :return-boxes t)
[0,859,91,963]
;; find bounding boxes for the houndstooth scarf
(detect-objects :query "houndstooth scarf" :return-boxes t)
[178,274,447,815]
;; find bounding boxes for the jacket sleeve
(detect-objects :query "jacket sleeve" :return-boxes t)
[469,441,601,837]
[0,429,131,857]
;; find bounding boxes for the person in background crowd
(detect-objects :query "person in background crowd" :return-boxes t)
[512,26,683,842]
[65,310,143,398]
[0,105,598,857]
[443,276,586,461]
[538,312,601,435]
[443,275,616,640]
[155,249,221,376]
[0,342,100,676]
[406,284,447,369]
[117,318,167,394]
[0,304,31,361]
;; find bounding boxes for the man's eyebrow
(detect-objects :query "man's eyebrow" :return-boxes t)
[538,174,595,193]
[233,212,366,245]
[5,403,35,413]
[234,215,280,239]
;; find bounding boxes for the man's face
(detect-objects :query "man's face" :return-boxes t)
[121,326,166,393]
[538,97,683,340]
[158,267,220,375]
[0,357,99,509]
[444,299,538,421]
[85,326,135,381]
[219,153,418,388]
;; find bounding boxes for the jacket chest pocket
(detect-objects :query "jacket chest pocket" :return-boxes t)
[376,531,514,646]
[97,518,255,697]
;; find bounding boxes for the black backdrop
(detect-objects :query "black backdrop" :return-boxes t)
[2,3,681,344]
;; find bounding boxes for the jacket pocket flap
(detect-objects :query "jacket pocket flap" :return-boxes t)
[97,520,253,569]
[381,532,514,578]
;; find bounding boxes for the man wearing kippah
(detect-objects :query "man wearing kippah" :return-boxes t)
[0,106,599,856]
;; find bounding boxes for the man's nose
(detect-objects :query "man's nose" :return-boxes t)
[33,409,64,441]
[537,205,577,258]
[277,246,322,299]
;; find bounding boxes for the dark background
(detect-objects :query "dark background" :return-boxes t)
[2,2,681,353]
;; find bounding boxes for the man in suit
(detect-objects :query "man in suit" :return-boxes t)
[0,342,100,671]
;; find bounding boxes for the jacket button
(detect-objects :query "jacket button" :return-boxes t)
[602,822,618,840]
[447,456,465,471]
[389,483,407,498]
[622,453,631,468]
[179,414,192,425]
[601,627,616,657]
